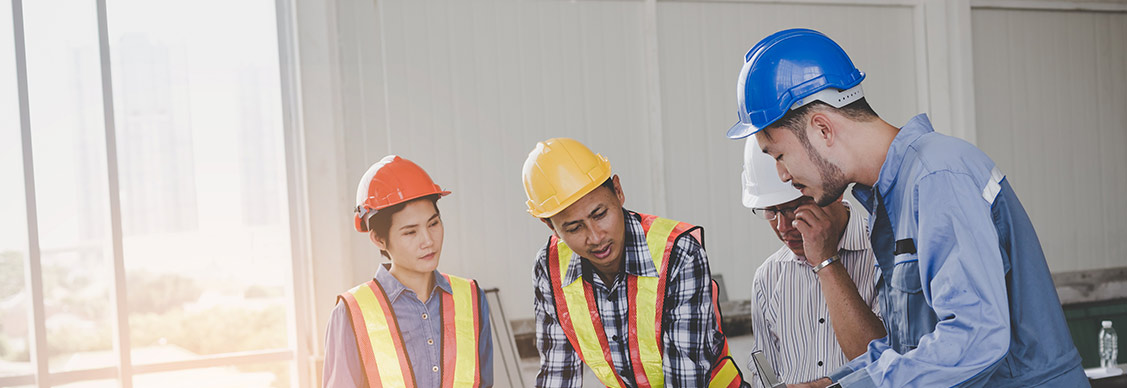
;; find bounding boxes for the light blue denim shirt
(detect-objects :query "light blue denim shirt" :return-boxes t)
[830,114,1087,387]
[323,264,494,388]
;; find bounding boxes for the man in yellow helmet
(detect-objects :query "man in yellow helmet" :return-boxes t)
[522,138,747,388]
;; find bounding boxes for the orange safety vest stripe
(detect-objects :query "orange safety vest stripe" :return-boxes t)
[441,274,483,388]
[708,356,745,388]
[339,274,482,388]
[626,275,657,387]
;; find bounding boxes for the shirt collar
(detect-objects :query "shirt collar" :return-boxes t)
[838,200,870,252]
[374,262,451,302]
[561,208,656,286]
[874,113,934,198]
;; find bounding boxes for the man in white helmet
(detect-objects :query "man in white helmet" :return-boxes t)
[741,137,885,388]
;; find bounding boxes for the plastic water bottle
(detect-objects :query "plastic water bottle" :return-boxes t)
[1100,320,1118,369]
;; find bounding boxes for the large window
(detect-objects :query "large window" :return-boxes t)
[0,0,305,386]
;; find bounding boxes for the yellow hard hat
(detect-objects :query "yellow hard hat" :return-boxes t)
[522,138,613,218]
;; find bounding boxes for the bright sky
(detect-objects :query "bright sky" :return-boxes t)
[0,0,289,281]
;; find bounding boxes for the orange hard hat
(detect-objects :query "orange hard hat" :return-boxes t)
[354,155,450,232]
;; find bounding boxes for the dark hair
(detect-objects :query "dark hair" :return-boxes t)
[599,177,614,194]
[367,195,441,259]
[768,97,879,142]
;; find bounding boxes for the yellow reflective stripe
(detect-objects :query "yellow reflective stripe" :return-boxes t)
[557,242,623,388]
[644,217,679,272]
[351,284,409,388]
[634,276,664,387]
[708,359,740,388]
[638,217,680,386]
[557,241,573,279]
[447,275,478,386]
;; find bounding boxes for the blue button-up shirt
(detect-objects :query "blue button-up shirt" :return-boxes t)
[830,114,1088,387]
[323,264,494,388]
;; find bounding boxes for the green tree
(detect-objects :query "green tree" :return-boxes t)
[127,271,203,314]
[0,250,24,300]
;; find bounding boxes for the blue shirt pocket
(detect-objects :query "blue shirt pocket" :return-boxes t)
[888,255,938,353]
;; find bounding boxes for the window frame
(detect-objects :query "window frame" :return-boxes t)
[0,0,314,386]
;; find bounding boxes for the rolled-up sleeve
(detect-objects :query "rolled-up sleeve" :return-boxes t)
[840,171,1011,387]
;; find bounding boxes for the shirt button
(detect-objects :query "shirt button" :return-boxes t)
[432,366,439,372]
[427,339,434,345]
[611,335,620,342]
[422,313,428,320]
[819,318,825,324]
[818,361,824,367]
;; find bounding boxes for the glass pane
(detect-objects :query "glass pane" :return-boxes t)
[133,361,292,388]
[22,0,115,373]
[0,0,32,379]
[103,0,293,362]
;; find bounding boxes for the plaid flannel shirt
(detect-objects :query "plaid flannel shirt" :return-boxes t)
[532,208,732,387]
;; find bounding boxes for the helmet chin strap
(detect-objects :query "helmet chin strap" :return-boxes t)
[792,84,865,110]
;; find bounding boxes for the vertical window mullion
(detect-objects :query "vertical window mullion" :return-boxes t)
[275,0,314,384]
[94,0,132,386]
[11,0,48,386]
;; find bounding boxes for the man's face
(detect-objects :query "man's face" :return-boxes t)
[755,124,849,207]
[547,177,627,276]
[372,199,445,275]
[765,196,817,257]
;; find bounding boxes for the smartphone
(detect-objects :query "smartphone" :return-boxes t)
[750,350,786,388]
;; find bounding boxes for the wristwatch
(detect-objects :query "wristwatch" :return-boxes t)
[812,256,838,274]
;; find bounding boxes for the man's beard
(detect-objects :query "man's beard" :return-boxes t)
[807,142,849,207]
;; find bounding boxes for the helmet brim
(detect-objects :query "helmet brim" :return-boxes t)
[728,121,761,139]
[743,189,803,209]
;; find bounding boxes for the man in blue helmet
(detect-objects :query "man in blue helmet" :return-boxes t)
[726,28,1088,388]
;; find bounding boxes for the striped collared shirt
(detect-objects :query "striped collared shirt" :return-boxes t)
[748,201,880,387]
[532,208,738,387]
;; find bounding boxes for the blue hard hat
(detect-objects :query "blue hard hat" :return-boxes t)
[727,28,866,139]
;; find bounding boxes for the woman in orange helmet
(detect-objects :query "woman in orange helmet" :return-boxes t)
[323,155,493,388]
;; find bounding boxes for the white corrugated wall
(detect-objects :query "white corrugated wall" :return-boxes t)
[972,7,1127,272]
[294,0,1127,363]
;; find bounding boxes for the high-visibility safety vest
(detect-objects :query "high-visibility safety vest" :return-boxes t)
[547,213,745,388]
[337,273,483,388]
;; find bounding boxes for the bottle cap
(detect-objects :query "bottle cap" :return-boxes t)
[1104,320,1114,328]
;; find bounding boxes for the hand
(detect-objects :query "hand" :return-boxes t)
[791,203,842,265]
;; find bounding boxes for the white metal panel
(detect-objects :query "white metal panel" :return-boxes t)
[656,1,919,304]
[972,9,1127,272]
[353,0,654,320]
[294,0,352,359]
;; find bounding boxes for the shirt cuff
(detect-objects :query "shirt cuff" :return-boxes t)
[828,365,854,383]
[838,368,877,388]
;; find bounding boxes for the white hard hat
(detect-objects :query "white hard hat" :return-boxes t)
[741,136,802,208]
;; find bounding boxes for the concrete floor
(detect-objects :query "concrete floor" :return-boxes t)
[505,333,755,387]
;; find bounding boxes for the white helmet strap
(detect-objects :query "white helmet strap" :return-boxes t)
[791,84,864,110]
